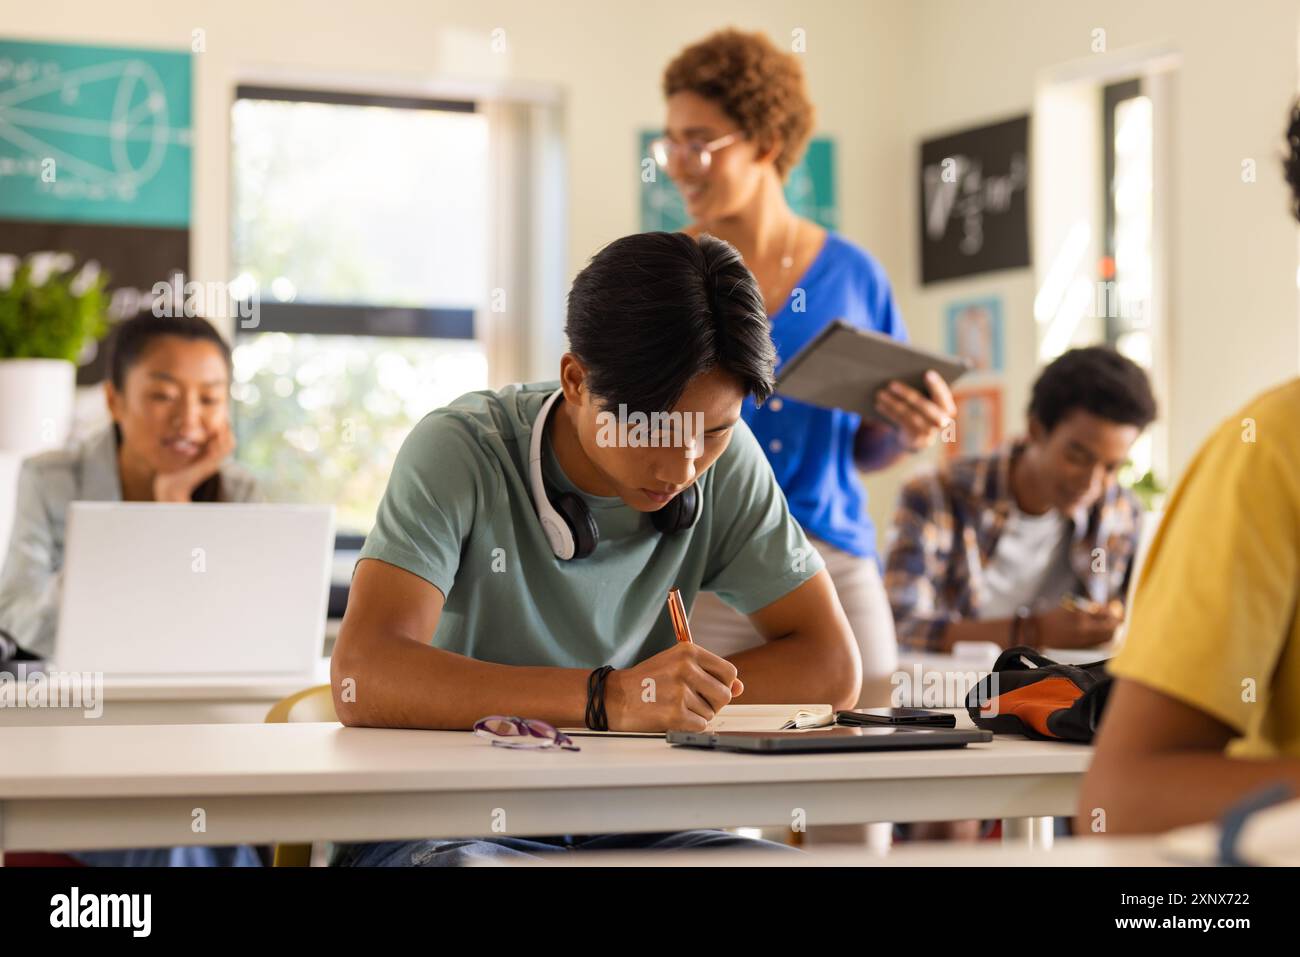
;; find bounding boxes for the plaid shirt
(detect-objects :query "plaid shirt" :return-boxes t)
[884,440,1142,652]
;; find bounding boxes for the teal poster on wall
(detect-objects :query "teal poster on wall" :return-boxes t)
[0,38,192,228]
[639,131,837,232]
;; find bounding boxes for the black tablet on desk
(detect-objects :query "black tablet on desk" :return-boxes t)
[666,726,992,754]
[775,319,972,421]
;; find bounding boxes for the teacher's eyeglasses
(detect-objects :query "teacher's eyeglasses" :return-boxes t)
[649,132,743,176]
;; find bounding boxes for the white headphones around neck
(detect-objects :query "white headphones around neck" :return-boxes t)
[527,388,700,560]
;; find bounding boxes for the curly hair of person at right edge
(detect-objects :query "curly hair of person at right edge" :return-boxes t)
[1283,99,1300,221]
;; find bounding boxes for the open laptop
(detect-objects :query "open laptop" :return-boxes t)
[55,502,334,684]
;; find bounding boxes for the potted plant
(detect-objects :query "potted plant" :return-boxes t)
[0,252,109,454]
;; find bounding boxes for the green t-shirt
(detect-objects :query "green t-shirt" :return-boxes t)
[358,381,825,669]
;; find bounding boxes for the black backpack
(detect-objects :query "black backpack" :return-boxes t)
[964,646,1112,742]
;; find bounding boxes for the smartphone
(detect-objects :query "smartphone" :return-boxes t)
[835,707,957,728]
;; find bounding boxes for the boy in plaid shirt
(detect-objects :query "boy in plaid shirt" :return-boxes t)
[885,347,1156,653]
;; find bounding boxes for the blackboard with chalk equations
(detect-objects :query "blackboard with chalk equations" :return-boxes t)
[919,116,1029,284]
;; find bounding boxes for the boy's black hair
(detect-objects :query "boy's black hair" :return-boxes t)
[1029,346,1156,433]
[564,231,776,413]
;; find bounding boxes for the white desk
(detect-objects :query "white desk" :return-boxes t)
[0,658,332,727]
[0,719,1089,861]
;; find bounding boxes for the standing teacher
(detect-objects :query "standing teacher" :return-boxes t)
[655,29,955,705]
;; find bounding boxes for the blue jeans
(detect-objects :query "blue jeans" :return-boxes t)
[333,830,796,867]
[73,846,262,867]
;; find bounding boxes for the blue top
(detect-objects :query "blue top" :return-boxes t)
[742,231,907,560]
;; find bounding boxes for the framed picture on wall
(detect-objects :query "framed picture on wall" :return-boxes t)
[0,37,193,385]
[947,385,1004,460]
[944,296,1004,373]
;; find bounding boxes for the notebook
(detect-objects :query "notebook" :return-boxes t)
[562,703,834,738]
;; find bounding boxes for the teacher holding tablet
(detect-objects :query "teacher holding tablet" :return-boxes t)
[656,29,955,705]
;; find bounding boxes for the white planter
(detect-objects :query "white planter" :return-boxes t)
[0,358,76,455]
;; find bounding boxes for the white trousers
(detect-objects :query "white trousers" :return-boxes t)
[690,535,898,851]
[690,535,899,708]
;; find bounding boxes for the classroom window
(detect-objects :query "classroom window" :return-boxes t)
[1035,67,1167,500]
[229,87,490,536]
[1102,79,1157,485]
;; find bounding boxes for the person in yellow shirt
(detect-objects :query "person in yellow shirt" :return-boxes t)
[1081,320,1300,830]
[1082,103,1300,834]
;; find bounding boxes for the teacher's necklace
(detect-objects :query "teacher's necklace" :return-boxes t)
[760,213,798,315]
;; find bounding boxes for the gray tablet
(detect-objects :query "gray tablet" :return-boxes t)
[774,319,972,420]
[666,726,993,753]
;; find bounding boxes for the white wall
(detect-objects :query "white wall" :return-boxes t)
[866,0,1300,542]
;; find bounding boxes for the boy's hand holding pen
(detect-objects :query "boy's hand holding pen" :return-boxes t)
[667,588,743,697]
[600,588,744,733]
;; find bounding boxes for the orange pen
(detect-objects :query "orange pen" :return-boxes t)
[667,588,694,644]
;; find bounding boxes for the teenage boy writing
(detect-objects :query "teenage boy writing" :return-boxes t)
[330,231,861,865]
